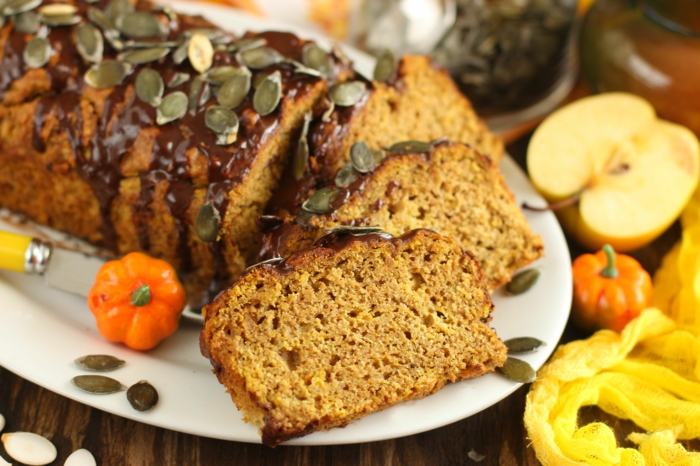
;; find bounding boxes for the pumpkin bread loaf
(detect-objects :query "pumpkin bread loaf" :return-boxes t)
[0,0,352,304]
[259,141,543,289]
[201,229,507,446]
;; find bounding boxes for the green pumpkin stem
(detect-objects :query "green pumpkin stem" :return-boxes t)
[600,244,619,279]
[131,284,151,306]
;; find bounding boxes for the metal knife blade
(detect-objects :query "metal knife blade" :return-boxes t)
[45,247,107,297]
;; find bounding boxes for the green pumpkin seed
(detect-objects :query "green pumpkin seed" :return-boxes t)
[71,375,126,394]
[302,186,344,214]
[14,11,40,34]
[135,68,164,107]
[23,37,50,69]
[504,337,546,355]
[187,75,206,115]
[154,4,177,23]
[497,357,536,383]
[205,105,238,136]
[76,23,104,64]
[287,59,322,77]
[126,380,158,412]
[41,13,81,26]
[185,27,225,41]
[505,268,541,295]
[253,70,281,116]
[187,32,213,73]
[156,91,187,125]
[104,30,125,51]
[84,60,131,88]
[430,136,448,146]
[124,39,180,48]
[388,140,433,154]
[315,225,383,244]
[171,36,188,64]
[246,257,284,271]
[167,71,190,88]
[3,0,41,16]
[302,43,333,77]
[238,46,282,69]
[195,202,220,243]
[228,37,266,53]
[373,149,386,166]
[74,354,126,372]
[321,99,335,121]
[118,46,169,65]
[87,7,117,33]
[252,71,270,89]
[329,81,366,107]
[373,48,396,82]
[331,41,351,65]
[205,65,239,85]
[335,162,357,187]
[350,141,374,173]
[217,68,251,109]
[38,3,76,16]
[106,0,132,20]
[292,112,312,180]
[118,12,165,38]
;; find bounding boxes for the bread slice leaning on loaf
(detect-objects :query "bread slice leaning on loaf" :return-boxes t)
[201,229,507,446]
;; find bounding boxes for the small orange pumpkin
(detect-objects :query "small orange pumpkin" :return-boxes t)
[88,252,187,350]
[572,244,653,333]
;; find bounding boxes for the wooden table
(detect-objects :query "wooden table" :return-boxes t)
[1,136,698,466]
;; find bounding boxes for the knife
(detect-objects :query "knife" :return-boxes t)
[0,230,204,322]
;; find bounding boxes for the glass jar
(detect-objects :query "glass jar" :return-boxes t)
[580,0,700,136]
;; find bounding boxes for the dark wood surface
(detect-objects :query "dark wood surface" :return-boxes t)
[1,137,697,466]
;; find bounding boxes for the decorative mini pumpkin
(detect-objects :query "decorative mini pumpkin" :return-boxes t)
[88,252,187,350]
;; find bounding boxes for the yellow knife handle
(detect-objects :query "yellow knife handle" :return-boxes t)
[0,231,51,274]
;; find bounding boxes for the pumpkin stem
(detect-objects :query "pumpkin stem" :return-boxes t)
[131,284,151,306]
[600,244,619,279]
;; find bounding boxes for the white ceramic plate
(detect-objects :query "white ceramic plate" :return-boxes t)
[0,4,572,445]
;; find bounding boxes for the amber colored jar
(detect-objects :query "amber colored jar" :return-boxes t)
[580,0,700,135]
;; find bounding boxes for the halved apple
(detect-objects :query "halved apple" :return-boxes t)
[528,93,700,252]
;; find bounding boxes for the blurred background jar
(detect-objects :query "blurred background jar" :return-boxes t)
[580,0,700,136]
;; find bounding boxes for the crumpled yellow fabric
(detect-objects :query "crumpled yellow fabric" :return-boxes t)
[524,187,700,465]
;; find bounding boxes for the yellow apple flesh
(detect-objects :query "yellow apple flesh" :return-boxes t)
[528,93,700,252]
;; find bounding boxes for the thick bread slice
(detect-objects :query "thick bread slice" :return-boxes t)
[201,229,507,446]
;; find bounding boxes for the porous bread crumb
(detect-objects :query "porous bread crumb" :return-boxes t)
[202,229,507,446]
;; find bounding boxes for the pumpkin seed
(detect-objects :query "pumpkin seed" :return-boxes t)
[373,48,396,82]
[126,380,158,412]
[154,4,177,23]
[302,43,333,77]
[205,105,238,136]
[124,39,180,48]
[504,337,546,355]
[350,141,374,173]
[292,112,312,180]
[3,0,41,16]
[216,132,236,145]
[1,432,57,466]
[467,449,486,463]
[65,449,96,466]
[430,136,448,146]
[135,68,164,106]
[104,30,125,51]
[497,357,536,383]
[302,186,344,214]
[315,225,383,243]
[252,71,270,89]
[187,75,206,115]
[38,3,76,16]
[187,32,213,73]
[41,13,81,26]
[287,59,322,77]
[228,36,266,53]
[246,257,284,271]
[335,162,357,187]
[84,60,131,88]
[195,202,220,243]
[321,99,335,121]
[329,81,366,107]
[118,12,164,38]
[76,23,103,63]
[118,46,169,65]
[167,71,189,88]
[253,70,281,116]
[23,37,50,69]
[156,91,187,125]
[14,11,40,33]
[388,140,433,154]
[238,46,282,69]
[171,36,188,64]
[74,354,126,372]
[331,41,351,65]
[185,27,225,41]
[505,268,540,295]
[373,149,386,166]
[105,0,132,20]
[205,65,239,85]
[216,68,251,109]
[71,375,127,394]
[87,7,117,34]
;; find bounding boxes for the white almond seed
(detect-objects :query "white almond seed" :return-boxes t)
[2,432,57,466]
[65,448,97,466]
[0,413,4,432]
